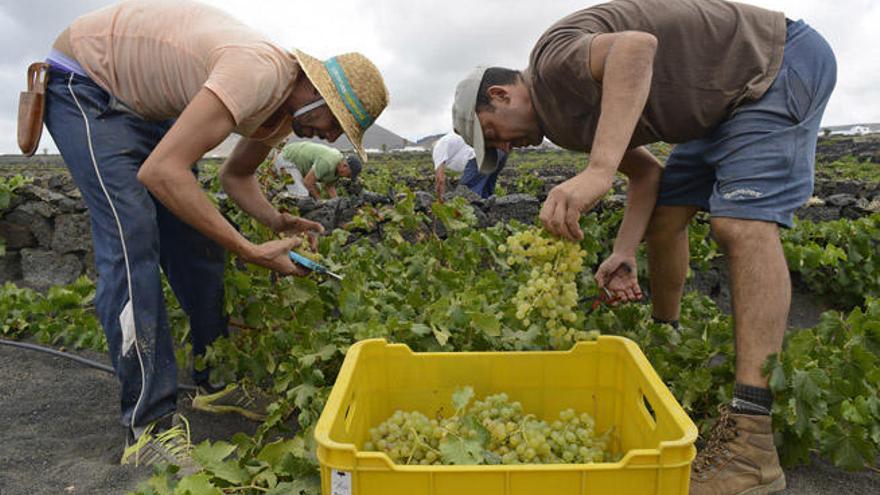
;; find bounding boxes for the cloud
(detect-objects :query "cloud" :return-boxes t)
[739,0,880,126]
[0,0,115,154]
[0,0,878,153]
[360,0,591,139]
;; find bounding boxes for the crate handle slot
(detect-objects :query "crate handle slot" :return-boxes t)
[640,390,657,429]
[344,392,357,434]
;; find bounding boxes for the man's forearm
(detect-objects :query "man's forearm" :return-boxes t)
[222,173,282,229]
[302,170,322,199]
[614,150,661,255]
[615,173,659,255]
[146,166,253,257]
[307,183,321,199]
[219,135,280,230]
[435,165,446,197]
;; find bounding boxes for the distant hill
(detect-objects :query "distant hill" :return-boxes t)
[822,123,880,136]
[411,133,563,152]
[415,133,446,148]
[206,124,410,157]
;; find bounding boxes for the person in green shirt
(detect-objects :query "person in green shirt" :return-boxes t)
[273,141,362,199]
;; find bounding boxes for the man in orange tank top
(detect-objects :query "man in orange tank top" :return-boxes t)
[44,0,389,468]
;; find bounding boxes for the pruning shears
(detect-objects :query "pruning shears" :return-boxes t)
[581,287,616,314]
[288,251,343,280]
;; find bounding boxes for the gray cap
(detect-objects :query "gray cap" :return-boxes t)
[345,155,362,182]
[452,66,500,174]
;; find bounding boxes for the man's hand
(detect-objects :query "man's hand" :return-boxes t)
[271,213,324,251]
[244,237,310,276]
[595,252,642,303]
[540,168,614,241]
[435,163,446,202]
[303,168,322,199]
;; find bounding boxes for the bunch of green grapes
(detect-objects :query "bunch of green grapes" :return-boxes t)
[363,389,615,466]
[500,227,589,348]
[477,402,611,465]
[547,408,608,463]
[291,232,323,262]
[363,410,442,465]
[470,392,556,464]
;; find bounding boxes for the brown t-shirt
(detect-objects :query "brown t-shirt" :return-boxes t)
[524,0,786,152]
[70,0,297,145]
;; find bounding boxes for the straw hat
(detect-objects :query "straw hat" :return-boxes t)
[293,49,389,163]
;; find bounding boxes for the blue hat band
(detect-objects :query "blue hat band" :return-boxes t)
[324,57,374,130]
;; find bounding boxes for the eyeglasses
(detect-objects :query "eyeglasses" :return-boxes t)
[292,98,327,118]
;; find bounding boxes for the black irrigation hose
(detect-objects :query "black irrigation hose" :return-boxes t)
[0,338,198,392]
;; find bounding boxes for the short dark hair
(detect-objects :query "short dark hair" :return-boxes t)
[475,67,521,112]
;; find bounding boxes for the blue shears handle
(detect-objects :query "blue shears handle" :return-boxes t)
[288,251,343,280]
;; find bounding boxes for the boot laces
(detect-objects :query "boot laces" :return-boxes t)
[693,407,739,475]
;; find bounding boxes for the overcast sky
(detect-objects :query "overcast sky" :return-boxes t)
[1,0,878,154]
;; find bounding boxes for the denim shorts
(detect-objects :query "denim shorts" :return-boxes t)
[656,19,837,228]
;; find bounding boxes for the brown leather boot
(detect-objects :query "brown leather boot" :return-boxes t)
[689,407,786,495]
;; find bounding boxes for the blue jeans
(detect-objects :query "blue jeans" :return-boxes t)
[460,151,508,199]
[44,69,228,431]
[657,19,837,227]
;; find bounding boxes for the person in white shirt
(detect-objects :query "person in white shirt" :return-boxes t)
[432,131,507,199]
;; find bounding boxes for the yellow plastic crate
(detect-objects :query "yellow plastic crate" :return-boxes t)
[315,337,697,495]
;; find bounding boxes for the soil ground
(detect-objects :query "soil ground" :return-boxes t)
[0,344,257,495]
[2,341,879,494]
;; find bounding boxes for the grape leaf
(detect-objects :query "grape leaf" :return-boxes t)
[439,436,483,465]
[257,439,301,467]
[432,325,452,346]
[792,369,828,403]
[207,460,249,485]
[173,473,222,495]
[286,277,319,304]
[826,427,873,471]
[191,441,236,467]
[266,480,321,495]
[411,323,432,336]
[469,311,501,337]
[462,414,490,444]
[452,386,474,413]
[768,361,787,392]
[841,399,870,426]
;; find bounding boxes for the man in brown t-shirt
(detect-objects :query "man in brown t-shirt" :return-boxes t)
[42,0,389,469]
[452,1,836,493]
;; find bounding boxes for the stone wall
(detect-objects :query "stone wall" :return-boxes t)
[796,179,880,222]
[816,136,880,163]
[283,177,879,231]
[278,187,553,232]
[0,173,93,289]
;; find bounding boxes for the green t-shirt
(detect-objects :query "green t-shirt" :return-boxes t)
[281,142,343,184]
